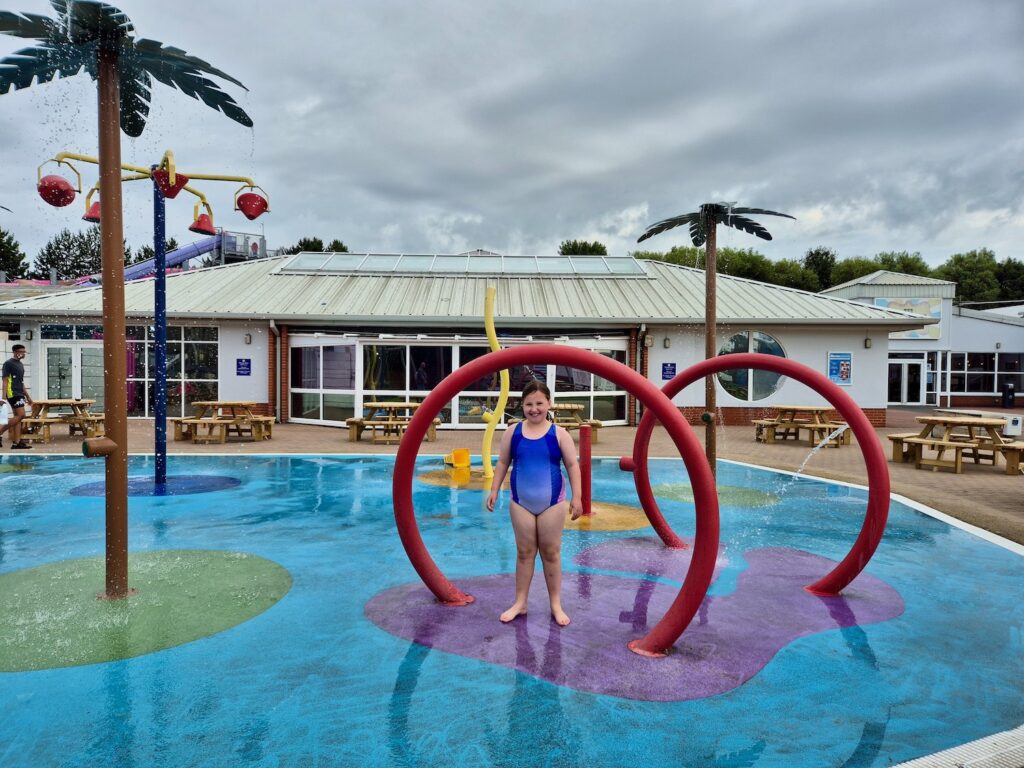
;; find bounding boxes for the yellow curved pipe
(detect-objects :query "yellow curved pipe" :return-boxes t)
[481,286,510,478]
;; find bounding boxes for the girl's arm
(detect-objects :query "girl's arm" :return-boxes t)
[486,426,515,511]
[557,426,584,520]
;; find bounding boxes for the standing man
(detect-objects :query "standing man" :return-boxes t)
[1,344,33,449]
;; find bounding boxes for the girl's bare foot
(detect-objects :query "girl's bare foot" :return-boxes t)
[500,602,528,623]
[551,607,571,626]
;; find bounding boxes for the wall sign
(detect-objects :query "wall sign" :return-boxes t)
[662,362,676,380]
[827,352,852,386]
[236,358,252,376]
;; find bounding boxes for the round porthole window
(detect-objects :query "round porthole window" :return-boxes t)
[716,331,787,401]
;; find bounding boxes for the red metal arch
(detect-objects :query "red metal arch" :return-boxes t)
[392,345,720,656]
[628,352,890,595]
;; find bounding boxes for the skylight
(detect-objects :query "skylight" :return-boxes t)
[279,253,648,277]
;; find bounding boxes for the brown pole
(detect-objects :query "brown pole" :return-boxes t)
[704,216,717,476]
[96,48,131,599]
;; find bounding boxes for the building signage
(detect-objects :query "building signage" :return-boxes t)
[827,352,852,386]
[236,358,252,376]
[662,362,676,380]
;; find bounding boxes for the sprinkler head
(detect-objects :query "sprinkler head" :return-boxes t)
[38,175,77,207]
[152,169,190,199]
[235,191,269,220]
[189,212,217,236]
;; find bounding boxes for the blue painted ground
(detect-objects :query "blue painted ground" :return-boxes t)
[0,454,1021,767]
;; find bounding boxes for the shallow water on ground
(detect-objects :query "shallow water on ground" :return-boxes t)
[0,454,1021,767]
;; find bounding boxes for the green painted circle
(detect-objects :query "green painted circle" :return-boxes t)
[654,483,779,508]
[0,550,291,672]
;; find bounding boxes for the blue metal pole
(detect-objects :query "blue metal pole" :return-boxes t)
[152,168,167,486]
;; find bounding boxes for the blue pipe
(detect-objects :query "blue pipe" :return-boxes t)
[153,171,168,487]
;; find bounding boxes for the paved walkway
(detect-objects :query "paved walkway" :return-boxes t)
[12,408,1024,545]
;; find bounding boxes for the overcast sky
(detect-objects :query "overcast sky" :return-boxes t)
[1,0,1022,268]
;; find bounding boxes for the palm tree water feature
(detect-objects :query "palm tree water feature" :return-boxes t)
[37,150,269,490]
[0,1,253,598]
[638,203,794,476]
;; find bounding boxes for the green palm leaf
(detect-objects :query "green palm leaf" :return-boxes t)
[117,59,150,137]
[0,44,90,92]
[0,11,58,40]
[727,207,796,221]
[722,214,773,241]
[639,203,794,245]
[1,1,251,134]
[637,212,700,243]
[133,38,246,91]
[62,1,133,45]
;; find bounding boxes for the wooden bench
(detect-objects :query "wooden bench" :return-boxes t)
[182,417,232,444]
[903,437,968,473]
[20,416,65,443]
[806,422,850,447]
[347,417,441,442]
[752,418,778,443]
[169,417,193,442]
[887,432,921,462]
[555,419,604,443]
[996,441,1024,475]
[66,413,105,438]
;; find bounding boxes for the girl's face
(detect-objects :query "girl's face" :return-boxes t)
[521,392,551,423]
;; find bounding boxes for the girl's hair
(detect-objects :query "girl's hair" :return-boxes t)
[521,379,550,400]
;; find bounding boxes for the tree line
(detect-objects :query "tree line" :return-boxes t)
[0,226,349,282]
[630,245,1023,304]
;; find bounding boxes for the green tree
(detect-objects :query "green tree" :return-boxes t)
[283,237,325,254]
[874,250,931,276]
[326,239,348,253]
[0,226,28,279]
[995,257,1024,302]
[558,239,608,255]
[718,247,775,283]
[132,237,180,265]
[29,227,131,280]
[770,259,820,291]
[933,248,1000,303]
[802,246,837,289]
[830,257,881,287]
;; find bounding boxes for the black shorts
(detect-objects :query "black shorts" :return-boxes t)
[7,396,26,410]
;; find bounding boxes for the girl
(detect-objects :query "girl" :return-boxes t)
[486,380,582,626]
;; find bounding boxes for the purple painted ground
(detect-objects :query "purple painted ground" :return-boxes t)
[365,539,904,701]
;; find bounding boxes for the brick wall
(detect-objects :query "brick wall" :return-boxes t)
[628,328,639,426]
[947,395,1011,408]
[279,325,289,422]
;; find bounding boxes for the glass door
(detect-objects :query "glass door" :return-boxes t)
[43,343,105,411]
[46,346,73,399]
[888,362,923,404]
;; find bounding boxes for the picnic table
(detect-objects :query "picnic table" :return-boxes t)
[753,405,849,447]
[172,400,273,444]
[550,402,603,442]
[347,401,421,444]
[22,398,103,443]
[888,415,1024,474]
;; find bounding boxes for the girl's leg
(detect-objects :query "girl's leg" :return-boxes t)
[501,501,538,622]
[536,502,569,626]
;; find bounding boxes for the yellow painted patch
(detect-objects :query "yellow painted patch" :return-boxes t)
[565,501,649,532]
[417,468,508,490]
[654,483,779,507]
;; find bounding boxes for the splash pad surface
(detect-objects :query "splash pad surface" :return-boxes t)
[0,454,1021,767]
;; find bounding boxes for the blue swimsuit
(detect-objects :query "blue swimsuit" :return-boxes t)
[510,422,565,515]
